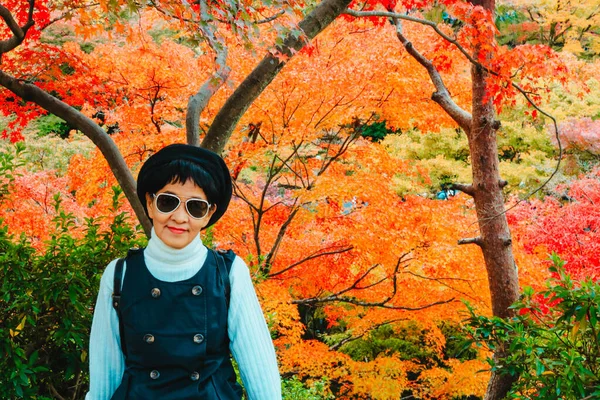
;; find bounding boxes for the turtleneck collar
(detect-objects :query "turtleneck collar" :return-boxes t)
[145,227,207,266]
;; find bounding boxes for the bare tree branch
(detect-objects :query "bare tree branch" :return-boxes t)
[0,1,35,56]
[202,0,355,153]
[458,236,483,247]
[451,183,475,197]
[269,245,354,277]
[329,317,408,350]
[292,252,456,310]
[402,270,482,302]
[263,203,300,274]
[293,295,455,310]
[254,10,286,24]
[186,46,231,146]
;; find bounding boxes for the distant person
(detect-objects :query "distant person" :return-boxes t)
[86,144,281,399]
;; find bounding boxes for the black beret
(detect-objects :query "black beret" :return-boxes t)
[136,144,232,228]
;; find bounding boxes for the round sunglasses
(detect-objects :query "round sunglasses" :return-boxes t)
[152,193,211,220]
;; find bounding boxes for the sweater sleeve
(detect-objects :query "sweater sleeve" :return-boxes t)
[228,257,282,400]
[86,259,125,400]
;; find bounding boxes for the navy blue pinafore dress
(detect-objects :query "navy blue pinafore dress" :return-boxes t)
[110,248,243,400]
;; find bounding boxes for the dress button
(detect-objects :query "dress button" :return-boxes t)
[151,288,161,298]
[191,285,203,296]
[150,370,160,379]
[193,333,204,344]
[144,334,155,344]
[190,371,200,381]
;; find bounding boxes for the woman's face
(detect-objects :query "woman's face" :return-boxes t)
[146,179,216,249]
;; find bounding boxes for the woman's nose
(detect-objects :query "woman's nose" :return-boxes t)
[171,204,189,222]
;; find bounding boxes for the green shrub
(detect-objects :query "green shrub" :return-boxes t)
[465,254,600,399]
[282,376,334,400]
[0,193,144,399]
[34,114,73,139]
[0,142,25,201]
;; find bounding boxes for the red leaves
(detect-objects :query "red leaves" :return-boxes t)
[553,118,600,155]
[511,172,600,281]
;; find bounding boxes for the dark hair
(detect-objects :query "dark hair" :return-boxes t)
[136,144,232,228]
[140,159,218,214]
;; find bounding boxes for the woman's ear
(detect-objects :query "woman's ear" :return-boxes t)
[207,204,217,220]
[146,193,155,219]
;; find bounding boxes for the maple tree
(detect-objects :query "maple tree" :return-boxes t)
[0,0,355,235]
[337,0,576,397]
[0,0,598,398]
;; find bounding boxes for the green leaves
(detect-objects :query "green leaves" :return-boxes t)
[465,255,600,399]
[0,195,144,399]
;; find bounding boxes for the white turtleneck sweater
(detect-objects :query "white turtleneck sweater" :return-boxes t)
[86,231,282,399]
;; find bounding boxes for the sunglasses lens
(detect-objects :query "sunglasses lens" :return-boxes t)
[186,200,209,219]
[155,194,180,213]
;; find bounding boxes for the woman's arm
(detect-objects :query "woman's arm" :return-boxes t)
[228,257,282,400]
[86,260,125,400]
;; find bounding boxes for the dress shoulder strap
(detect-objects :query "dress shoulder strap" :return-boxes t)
[210,249,235,307]
[111,248,143,357]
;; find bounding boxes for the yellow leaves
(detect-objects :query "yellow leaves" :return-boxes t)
[350,356,410,400]
[256,280,304,343]
[9,315,27,338]
[278,340,411,399]
[563,39,585,56]
[414,359,489,400]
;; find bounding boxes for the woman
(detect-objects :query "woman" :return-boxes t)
[86,144,282,399]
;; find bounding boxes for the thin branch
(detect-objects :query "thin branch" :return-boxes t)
[318,130,359,176]
[291,251,458,310]
[293,295,456,310]
[269,245,354,277]
[254,10,285,24]
[403,270,481,302]
[329,317,408,350]
[48,383,67,400]
[458,237,483,247]
[451,183,475,197]
[263,203,300,273]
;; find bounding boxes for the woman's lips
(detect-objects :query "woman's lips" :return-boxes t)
[168,226,186,234]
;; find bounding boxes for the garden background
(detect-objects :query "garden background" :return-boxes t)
[1,0,599,399]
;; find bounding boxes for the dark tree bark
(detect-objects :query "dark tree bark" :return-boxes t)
[469,2,521,398]
[201,0,354,154]
[470,64,520,400]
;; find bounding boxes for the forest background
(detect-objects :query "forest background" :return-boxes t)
[0,0,599,399]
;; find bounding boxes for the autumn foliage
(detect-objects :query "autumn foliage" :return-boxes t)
[1,0,600,398]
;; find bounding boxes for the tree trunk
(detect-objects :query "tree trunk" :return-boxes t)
[383,1,520,396]
[468,5,521,396]
[201,0,354,154]
[0,71,153,236]
[186,43,230,146]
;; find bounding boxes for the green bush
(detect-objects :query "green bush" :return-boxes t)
[282,376,334,400]
[0,142,25,201]
[0,194,143,399]
[465,254,600,399]
[34,114,73,139]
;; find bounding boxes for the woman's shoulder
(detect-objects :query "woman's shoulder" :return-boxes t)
[98,258,123,292]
